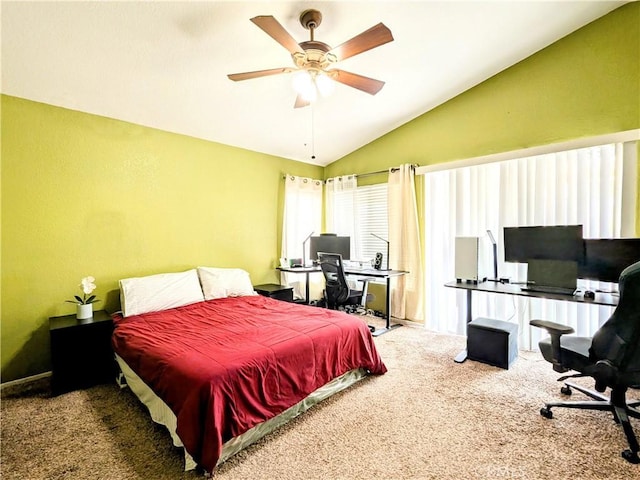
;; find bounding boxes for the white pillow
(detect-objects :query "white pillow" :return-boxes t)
[197,267,257,300]
[119,269,205,317]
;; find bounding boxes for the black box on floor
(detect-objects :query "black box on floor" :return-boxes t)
[467,317,518,369]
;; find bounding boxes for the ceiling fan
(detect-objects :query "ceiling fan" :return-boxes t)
[227,9,394,108]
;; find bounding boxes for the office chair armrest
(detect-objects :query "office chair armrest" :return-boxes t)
[530,319,575,373]
[530,319,575,336]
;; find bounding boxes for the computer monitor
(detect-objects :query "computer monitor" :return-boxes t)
[503,225,584,263]
[579,238,640,283]
[309,235,350,261]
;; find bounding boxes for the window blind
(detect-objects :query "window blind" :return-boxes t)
[356,184,388,266]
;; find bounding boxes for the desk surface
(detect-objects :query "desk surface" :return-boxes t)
[444,280,618,307]
[278,266,408,278]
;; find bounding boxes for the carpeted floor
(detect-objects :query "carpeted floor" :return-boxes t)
[2,321,638,480]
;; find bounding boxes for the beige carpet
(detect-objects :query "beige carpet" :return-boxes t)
[2,322,638,480]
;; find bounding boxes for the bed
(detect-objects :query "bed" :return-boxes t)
[111,267,387,475]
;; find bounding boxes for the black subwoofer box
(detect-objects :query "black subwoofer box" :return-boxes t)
[467,317,518,369]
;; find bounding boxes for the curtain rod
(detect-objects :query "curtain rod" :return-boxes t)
[283,164,418,182]
[355,168,398,179]
[348,163,418,180]
[323,170,391,183]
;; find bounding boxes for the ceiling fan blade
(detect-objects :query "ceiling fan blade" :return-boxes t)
[328,23,393,62]
[329,69,386,95]
[251,16,304,55]
[227,67,293,82]
[294,94,310,109]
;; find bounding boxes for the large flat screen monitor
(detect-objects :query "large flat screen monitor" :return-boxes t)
[309,235,350,261]
[579,238,640,282]
[503,225,584,263]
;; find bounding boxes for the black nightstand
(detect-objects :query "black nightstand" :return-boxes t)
[49,310,116,395]
[254,283,294,302]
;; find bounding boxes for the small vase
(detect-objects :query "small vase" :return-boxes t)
[76,303,93,320]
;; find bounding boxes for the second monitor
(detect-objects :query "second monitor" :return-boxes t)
[503,225,585,264]
[309,235,350,262]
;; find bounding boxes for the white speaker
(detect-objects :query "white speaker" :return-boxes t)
[455,236,489,283]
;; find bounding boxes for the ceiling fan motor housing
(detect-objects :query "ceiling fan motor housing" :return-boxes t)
[295,10,337,72]
[293,42,337,72]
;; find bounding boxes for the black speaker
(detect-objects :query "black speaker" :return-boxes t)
[373,252,383,270]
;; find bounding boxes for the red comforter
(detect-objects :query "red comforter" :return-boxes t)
[111,295,386,473]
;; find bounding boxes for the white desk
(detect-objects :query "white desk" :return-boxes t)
[278,266,408,336]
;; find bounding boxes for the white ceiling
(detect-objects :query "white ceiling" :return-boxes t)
[1,1,627,166]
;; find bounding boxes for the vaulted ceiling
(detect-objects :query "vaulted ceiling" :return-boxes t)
[1,1,627,166]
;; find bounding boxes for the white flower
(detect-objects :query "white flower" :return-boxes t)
[66,276,100,305]
[80,276,96,295]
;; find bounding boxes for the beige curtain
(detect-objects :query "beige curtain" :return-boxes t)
[388,164,424,321]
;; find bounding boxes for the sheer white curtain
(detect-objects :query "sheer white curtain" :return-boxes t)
[325,175,360,257]
[388,164,424,321]
[281,175,322,300]
[424,144,628,349]
[325,174,364,292]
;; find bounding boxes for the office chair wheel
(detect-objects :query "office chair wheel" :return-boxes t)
[560,385,572,396]
[540,407,553,419]
[621,449,640,464]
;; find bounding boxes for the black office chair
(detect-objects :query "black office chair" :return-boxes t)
[317,252,372,312]
[530,260,640,463]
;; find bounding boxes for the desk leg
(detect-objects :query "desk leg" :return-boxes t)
[454,289,472,363]
[289,272,312,305]
[371,277,402,337]
[304,272,311,304]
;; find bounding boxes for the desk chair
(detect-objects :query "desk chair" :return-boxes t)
[317,252,373,312]
[530,260,640,463]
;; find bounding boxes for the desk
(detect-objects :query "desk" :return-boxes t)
[444,280,618,363]
[278,266,408,336]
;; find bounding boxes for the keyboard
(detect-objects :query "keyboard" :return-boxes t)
[521,286,576,296]
[346,268,389,276]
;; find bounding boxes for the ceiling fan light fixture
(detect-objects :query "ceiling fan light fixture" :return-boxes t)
[292,70,335,103]
[315,72,335,97]
[292,70,317,102]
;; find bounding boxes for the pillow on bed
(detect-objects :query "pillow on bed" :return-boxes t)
[197,267,257,300]
[119,269,205,317]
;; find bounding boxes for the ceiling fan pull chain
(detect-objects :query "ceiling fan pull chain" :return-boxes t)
[311,106,316,161]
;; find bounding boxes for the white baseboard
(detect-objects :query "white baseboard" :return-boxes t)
[1,371,52,391]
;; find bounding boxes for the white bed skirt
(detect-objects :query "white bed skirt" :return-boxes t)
[114,354,368,471]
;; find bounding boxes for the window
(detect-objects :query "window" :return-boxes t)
[326,178,388,266]
[355,184,389,268]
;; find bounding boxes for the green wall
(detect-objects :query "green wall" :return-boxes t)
[1,96,322,382]
[326,3,639,188]
[2,3,639,383]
